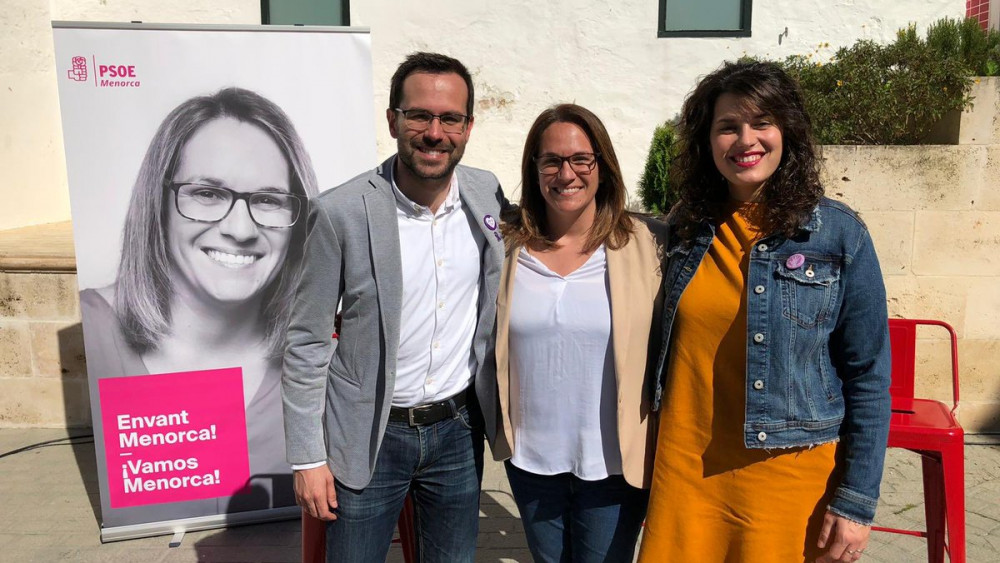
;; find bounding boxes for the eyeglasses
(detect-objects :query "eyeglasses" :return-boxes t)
[394,108,470,134]
[533,153,600,176]
[165,182,305,228]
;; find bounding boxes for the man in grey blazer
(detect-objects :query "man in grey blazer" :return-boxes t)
[282,52,504,562]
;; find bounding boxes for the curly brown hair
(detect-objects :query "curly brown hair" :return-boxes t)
[502,104,633,253]
[672,60,824,243]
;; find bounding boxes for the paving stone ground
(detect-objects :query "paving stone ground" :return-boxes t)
[1,429,997,562]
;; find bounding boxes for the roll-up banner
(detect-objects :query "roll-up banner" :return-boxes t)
[51,22,376,542]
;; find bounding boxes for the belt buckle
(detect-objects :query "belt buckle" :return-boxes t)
[407,407,422,427]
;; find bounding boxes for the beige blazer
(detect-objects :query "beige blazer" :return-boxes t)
[491,215,666,489]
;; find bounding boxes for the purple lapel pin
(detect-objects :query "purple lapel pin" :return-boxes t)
[483,214,497,231]
[786,253,805,270]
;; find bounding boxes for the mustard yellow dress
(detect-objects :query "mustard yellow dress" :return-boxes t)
[638,203,839,562]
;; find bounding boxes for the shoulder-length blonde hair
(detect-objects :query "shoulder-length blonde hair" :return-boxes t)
[115,87,319,357]
[503,104,633,253]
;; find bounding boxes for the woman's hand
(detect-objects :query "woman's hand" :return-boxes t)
[815,510,870,562]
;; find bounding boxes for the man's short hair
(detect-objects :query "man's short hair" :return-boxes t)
[389,52,475,117]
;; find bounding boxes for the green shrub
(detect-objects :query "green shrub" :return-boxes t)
[926,17,962,60]
[637,121,680,214]
[927,17,1000,76]
[782,28,971,144]
[638,17,992,199]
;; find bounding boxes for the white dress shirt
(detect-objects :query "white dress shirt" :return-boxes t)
[508,246,622,480]
[292,161,485,470]
[389,161,486,408]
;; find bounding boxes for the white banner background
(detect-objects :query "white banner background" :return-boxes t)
[52,22,375,541]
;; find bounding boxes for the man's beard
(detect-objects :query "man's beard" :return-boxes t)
[397,139,464,181]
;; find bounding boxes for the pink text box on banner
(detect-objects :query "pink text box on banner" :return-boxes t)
[99,368,250,508]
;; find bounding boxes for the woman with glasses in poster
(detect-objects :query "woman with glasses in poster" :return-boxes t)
[493,104,665,562]
[637,61,891,563]
[80,87,319,517]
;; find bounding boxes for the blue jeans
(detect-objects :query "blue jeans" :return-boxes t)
[505,462,649,563]
[326,405,484,562]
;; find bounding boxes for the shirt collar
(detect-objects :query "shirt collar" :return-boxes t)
[389,155,460,216]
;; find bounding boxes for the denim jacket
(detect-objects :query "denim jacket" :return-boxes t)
[652,197,892,524]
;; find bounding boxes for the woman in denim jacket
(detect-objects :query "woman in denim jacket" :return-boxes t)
[637,61,891,563]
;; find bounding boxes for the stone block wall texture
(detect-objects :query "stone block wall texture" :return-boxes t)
[0,271,88,427]
[821,143,1000,433]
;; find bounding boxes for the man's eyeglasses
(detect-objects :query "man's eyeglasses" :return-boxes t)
[164,182,305,228]
[395,108,470,134]
[533,153,600,176]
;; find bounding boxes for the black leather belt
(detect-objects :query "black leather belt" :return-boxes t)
[389,389,469,426]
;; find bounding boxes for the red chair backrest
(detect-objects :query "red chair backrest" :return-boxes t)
[888,319,917,400]
[886,317,960,412]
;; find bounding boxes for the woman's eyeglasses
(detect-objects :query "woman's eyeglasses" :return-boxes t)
[533,153,600,176]
[164,182,305,228]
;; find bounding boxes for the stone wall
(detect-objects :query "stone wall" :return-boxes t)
[819,79,1000,432]
[0,272,88,427]
[0,222,87,427]
[822,144,1000,432]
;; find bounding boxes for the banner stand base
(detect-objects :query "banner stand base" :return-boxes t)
[168,530,185,547]
[100,506,301,543]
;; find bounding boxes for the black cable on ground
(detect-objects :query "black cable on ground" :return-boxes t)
[0,434,94,460]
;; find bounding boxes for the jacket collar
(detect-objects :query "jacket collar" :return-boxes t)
[801,205,822,233]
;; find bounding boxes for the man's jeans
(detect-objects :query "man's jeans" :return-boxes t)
[505,462,649,563]
[326,405,484,562]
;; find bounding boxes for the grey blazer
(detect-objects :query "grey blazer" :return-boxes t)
[282,156,505,489]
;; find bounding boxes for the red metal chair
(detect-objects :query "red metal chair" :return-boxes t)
[872,319,964,563]
[301,494,418,562]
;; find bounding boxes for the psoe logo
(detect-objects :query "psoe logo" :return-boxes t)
[96,61,141,88]
[65,57,142,88]
[68,56,88,81]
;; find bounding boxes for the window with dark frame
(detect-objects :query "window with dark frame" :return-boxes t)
[261,0,350,26]
[658,0,752,38]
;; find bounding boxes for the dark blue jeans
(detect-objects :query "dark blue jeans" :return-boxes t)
[326,405,484,562]
[505,462,649,563]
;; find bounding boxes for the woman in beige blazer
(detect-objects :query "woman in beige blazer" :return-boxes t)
[494,104,665,562]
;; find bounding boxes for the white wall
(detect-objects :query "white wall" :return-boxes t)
[0,0,964,230]
[0,1,259,231]
[353,0,964,200]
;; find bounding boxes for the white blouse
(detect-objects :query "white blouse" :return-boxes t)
[508,245,622,480]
